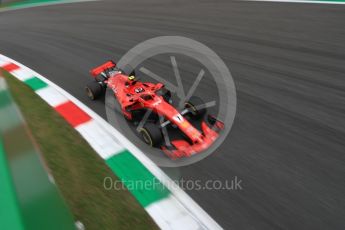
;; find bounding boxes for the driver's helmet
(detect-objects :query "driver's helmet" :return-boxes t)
[128,75,136,81]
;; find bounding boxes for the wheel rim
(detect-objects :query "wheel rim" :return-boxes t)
[85,87,94,100]
[140,128,153,146]
[185,102,197,114]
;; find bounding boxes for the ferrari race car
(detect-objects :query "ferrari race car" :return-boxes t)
[85,61,224,159]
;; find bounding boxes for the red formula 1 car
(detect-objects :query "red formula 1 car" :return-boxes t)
[85,61,224,159]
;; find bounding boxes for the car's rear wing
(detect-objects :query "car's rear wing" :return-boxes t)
[90,60,116,77]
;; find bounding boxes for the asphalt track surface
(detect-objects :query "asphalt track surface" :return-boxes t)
[1,0,345,229]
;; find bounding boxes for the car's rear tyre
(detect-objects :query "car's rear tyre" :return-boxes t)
[138,122,163,147]
[185,96,207,119]
[85,81,103,100]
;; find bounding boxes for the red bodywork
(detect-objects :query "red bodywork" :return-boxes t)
[90,62,224,159]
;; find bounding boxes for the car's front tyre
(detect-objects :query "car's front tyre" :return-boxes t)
[138,122,163,147]
[185,96,207,119]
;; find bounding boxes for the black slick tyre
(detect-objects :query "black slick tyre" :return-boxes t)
[138,122,163,147]
[85,81,103,100]
[185,96,207,119]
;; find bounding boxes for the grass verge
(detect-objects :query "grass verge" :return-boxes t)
[0,0,67,9]
[3,71,157,230]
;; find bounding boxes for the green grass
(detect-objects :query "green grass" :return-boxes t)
[3,72,157,230]
[0,0,66,9]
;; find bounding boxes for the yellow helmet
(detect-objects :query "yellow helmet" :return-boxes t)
[128,75,136,81]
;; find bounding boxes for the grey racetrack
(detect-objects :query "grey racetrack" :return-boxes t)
[1,0,345,229]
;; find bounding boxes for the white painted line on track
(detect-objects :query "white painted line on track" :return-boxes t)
[0,0,98,13]
[35,86,70,107]
[75,120,125,159]
[246,0,345,4]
